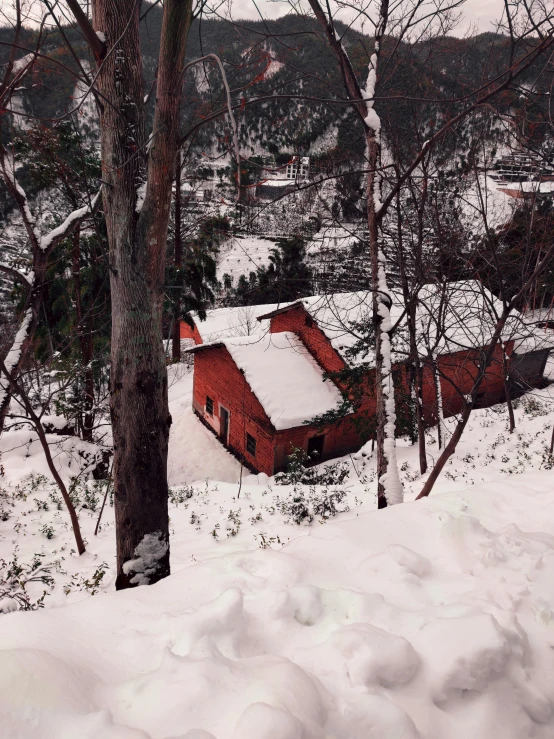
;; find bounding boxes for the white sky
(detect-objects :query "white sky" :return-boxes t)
[229,0,505,35]
[2,0,506,37]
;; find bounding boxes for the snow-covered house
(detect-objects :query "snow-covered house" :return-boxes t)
[186,284,554,475]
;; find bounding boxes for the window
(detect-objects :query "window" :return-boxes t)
[246,433,257,457]
[206,396,214,416]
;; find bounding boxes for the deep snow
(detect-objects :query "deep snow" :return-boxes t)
[1,368,554,738]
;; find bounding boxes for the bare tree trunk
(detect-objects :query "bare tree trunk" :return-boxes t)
[502,344,516,433]
[71,226,95,442]
[172,150,182,362]
[307,0,402,507]
[87,0,192,588]
[414,352,428,474]
[431,357,443,449]
[0,252,47,434]
[417,401,470,499]
[395,187,427,475]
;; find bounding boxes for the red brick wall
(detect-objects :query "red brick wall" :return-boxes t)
[269,305,347,376]
[420,341,514,420]
[193,347,276,474]
[274,416,363,472]
[180,319,203,344]
[191,334,514,475]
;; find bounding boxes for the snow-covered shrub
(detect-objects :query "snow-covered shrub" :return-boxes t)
[63,563,109,596]
[273,484,349,525]
[275,447,350,486]
[0,550,54,613]
[514,395,550,418]
[40,524,55,540]
[169,485,194,505]
[68,478,104,512]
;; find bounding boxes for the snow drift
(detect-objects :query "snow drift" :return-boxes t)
[1,476,554,739]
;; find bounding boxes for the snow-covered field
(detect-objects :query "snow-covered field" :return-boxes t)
[2,368,554,738]
[216,235,278,283]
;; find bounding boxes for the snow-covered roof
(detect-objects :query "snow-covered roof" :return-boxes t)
[259,282,554,365]
[187,302,284,343]
[193,332,343,431]
[189,282,553,368]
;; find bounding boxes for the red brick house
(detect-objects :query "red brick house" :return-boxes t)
[187,283,553,476]
[190,331,363,475]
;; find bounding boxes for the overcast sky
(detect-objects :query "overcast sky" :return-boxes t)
[3,0,506,37]
[228,0,505,35]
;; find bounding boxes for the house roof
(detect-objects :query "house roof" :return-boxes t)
[187,282,554,367]
[185,302,285,344]
[258,283,554,364]
[191,332,343,431]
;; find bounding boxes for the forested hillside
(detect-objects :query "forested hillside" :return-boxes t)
[1,3,554,736]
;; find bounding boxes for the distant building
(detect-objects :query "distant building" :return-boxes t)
[491,152,554,185]
[285,156,310,182]
[255,156,310,201]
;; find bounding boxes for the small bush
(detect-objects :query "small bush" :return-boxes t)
[0,550,54,613]
[40,524,55,540]
[273,484,349,525]
[275,447,350,486]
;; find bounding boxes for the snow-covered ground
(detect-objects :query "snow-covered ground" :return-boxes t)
[1,369,554,738]
[216,235,277,283]
[458,175,517,232]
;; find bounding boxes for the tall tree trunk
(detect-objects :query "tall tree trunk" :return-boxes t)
[395,187,427,475]
[431,357,443,449]
[71,226,95,442]
[172,150,182,362]
[91,0,193,589]
[361,0,403,508]
[502,344,516,434]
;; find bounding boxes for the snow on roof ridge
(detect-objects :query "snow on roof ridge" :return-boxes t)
[189,282,552,365]
[222,331,344,431]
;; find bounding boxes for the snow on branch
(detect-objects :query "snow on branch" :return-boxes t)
[0,308,32,410]
[0,147,40,245]
[0,264,33,290]
[39,190,102,251]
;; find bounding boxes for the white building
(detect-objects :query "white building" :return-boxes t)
[285,156,310,182]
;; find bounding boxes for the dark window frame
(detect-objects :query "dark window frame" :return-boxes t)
[206,396,214,416]
[246,432,257,457]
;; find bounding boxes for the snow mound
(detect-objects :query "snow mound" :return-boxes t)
[2,480,554,738]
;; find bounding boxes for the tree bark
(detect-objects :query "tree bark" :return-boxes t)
[502,344,516,434]
[71,226,95,442]
[172,150,183,362]
[90,0,192,588]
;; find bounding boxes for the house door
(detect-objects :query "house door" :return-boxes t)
[220,406,230,444]
[307,434,325,464]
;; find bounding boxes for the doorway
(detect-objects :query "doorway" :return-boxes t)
[220,405,230,444]
[307,434,325,464]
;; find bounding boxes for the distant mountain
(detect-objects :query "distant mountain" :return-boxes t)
[0,9,550,173]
